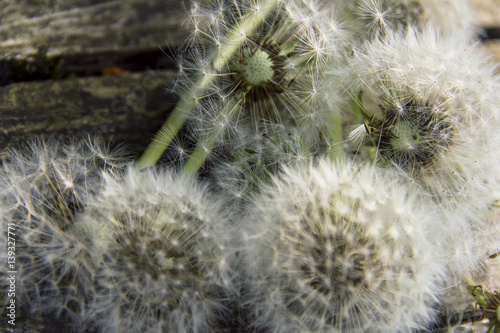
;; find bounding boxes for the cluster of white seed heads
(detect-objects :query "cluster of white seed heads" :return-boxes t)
[1,0,499,332]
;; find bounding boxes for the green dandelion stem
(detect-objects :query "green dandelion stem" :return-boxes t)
[137,83,201,170]
[182,140,217,176]
[213,0,278,70]
[465,278,489,308]
[325,112,343,161]
[182,99,242,175]
[137,0,278,169]
[352,92,372,121]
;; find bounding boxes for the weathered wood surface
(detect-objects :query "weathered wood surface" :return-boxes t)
[0,0,185,155]
[0,0,185,85]
[0,70,177,155]
[470,0,500,73]
[471,0,500,27]
[0,0,186,58]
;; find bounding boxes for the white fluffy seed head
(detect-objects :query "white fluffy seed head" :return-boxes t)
[340,27,500,220]
[83,167,235,332]
[210,121,319,206]
[240,157,446,332]
[170,0,351,164]
[439,204,500,283]
[0,138,126,329]
[418,0,477,32]
[337,28,500,281]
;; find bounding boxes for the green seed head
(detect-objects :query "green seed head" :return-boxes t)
[358,98,453,172]
[239,48,275,87]
[389,121,424,152]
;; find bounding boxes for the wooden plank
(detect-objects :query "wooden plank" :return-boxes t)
[0,1,188,156]
[0,0,187,58]
[0,69,178,155]
[0,0,185,85]
[471,0,500,67]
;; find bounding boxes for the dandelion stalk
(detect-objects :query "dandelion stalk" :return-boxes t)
[137,0,278,170]
[324,112,343,161]
[182,139,216,176]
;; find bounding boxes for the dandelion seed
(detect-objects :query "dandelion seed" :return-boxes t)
[341,0,475,38]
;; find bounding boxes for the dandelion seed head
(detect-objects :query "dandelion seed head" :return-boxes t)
[241,158,445,332]
[342,0,475,38]
[341,27,500,218]
[84,167,234,332]
[172,0,351,161]
[0,138,126,329]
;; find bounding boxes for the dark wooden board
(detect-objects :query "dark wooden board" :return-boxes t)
[0,70,178,156]
[0,0,186,154]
